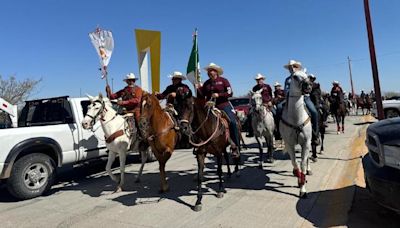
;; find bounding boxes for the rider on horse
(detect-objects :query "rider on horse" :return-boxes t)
[276,60,320,145]
[106,73,143,137]
[308,74,328,127]
[246,73,273,137]
[156,71,192,120]
[196,62,241,158]
[330,81,344,103]
[273,82,285,139]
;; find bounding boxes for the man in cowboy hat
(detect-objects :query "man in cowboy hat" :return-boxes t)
[106,72,143,135]
[156,71,192,106]
[273,82,285,105]
[196,62,241,158]
[279,60,320,145]
[309,74,329,127]
[246,73,273,137]
[330,81,344,103]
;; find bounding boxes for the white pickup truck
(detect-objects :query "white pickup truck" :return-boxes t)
[0,96,152,200]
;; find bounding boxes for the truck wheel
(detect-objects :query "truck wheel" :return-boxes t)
[7,153,56,200]
[385,109,400,119]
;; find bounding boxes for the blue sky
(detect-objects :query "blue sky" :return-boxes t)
[1,0,400,99]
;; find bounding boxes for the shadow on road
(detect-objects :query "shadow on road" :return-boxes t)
[296,185,400,227]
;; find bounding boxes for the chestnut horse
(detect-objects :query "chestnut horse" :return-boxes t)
[138,92,179,193]
[179,97,240,212]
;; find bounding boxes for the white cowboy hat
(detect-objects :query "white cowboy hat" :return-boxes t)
[204,62,223,75]
[254,73,265,80]
[274,82,281,87]
[168,71,187,80]
[332,80,339,84]
[123,73,138,81]
[284,60,302,69]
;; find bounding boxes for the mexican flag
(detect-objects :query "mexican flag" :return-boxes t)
[186,29,201,86]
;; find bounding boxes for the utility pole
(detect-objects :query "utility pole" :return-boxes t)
[364,0,384,120]
[347,57,355,99]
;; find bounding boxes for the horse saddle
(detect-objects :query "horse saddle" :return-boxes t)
[163,104,180,130]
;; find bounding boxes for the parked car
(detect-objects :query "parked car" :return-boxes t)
[363,117,400,213]
[229,97,251,131]
[0,96,154,200]
[371,96,400,118]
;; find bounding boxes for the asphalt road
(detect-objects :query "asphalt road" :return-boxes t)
[0,115,399,227]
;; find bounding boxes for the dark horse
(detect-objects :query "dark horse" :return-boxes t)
[310,101,328,162]
[179,97,240,212]
[138,92,179,193]
[355,96,371,115]
[330,95,346,134]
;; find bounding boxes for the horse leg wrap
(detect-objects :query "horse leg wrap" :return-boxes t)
[299,172,306,185]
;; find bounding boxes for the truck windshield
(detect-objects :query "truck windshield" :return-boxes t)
[18,97,73,127]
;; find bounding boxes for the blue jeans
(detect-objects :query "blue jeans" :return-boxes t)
[221,105,240,148]
[304,96,319,135]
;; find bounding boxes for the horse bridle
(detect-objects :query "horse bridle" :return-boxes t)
[85,100,106,130]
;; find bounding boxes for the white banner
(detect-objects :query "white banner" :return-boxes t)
[89,28,114,78]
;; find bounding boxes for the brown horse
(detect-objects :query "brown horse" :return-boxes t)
[179,97,240,212]
[138,92,179,193]
[355,96,371,115]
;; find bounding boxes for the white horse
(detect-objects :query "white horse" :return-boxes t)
[279,71,312,198]
[250,89,275,168]
[81,93,149,192]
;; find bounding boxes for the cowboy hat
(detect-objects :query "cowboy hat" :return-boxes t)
[123,73,138,81]
[168,71,187,80]
[204,62,223,75]
[284,60,302,69]
[332,80,339,84]
[254,73,265,80]
[274,82,281,87]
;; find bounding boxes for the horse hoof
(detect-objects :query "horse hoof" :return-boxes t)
[236,171,241,178]
[266,158,274,164]
[337,132,340,135]
[300,192,308,199]
[113,187,122,194]
[310,157,317,162]
[319,150,324,154]
[216,192,224,198]
[307,170,313,175]
[193,204,202,212]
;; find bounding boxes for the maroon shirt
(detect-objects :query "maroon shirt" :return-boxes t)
[109,86,142,111]
[197,76,233,109]
[252,83,273,104]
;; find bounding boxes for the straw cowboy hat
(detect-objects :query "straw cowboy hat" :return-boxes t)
[168,71,187,80]
[204,62,223,75]
[332,80,339,85]
[274,82,282,87]
[254,73,266,80]
[284,60,302,69]
[123,73,138,81]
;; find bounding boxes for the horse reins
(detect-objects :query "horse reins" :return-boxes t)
[188,107,224,147]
